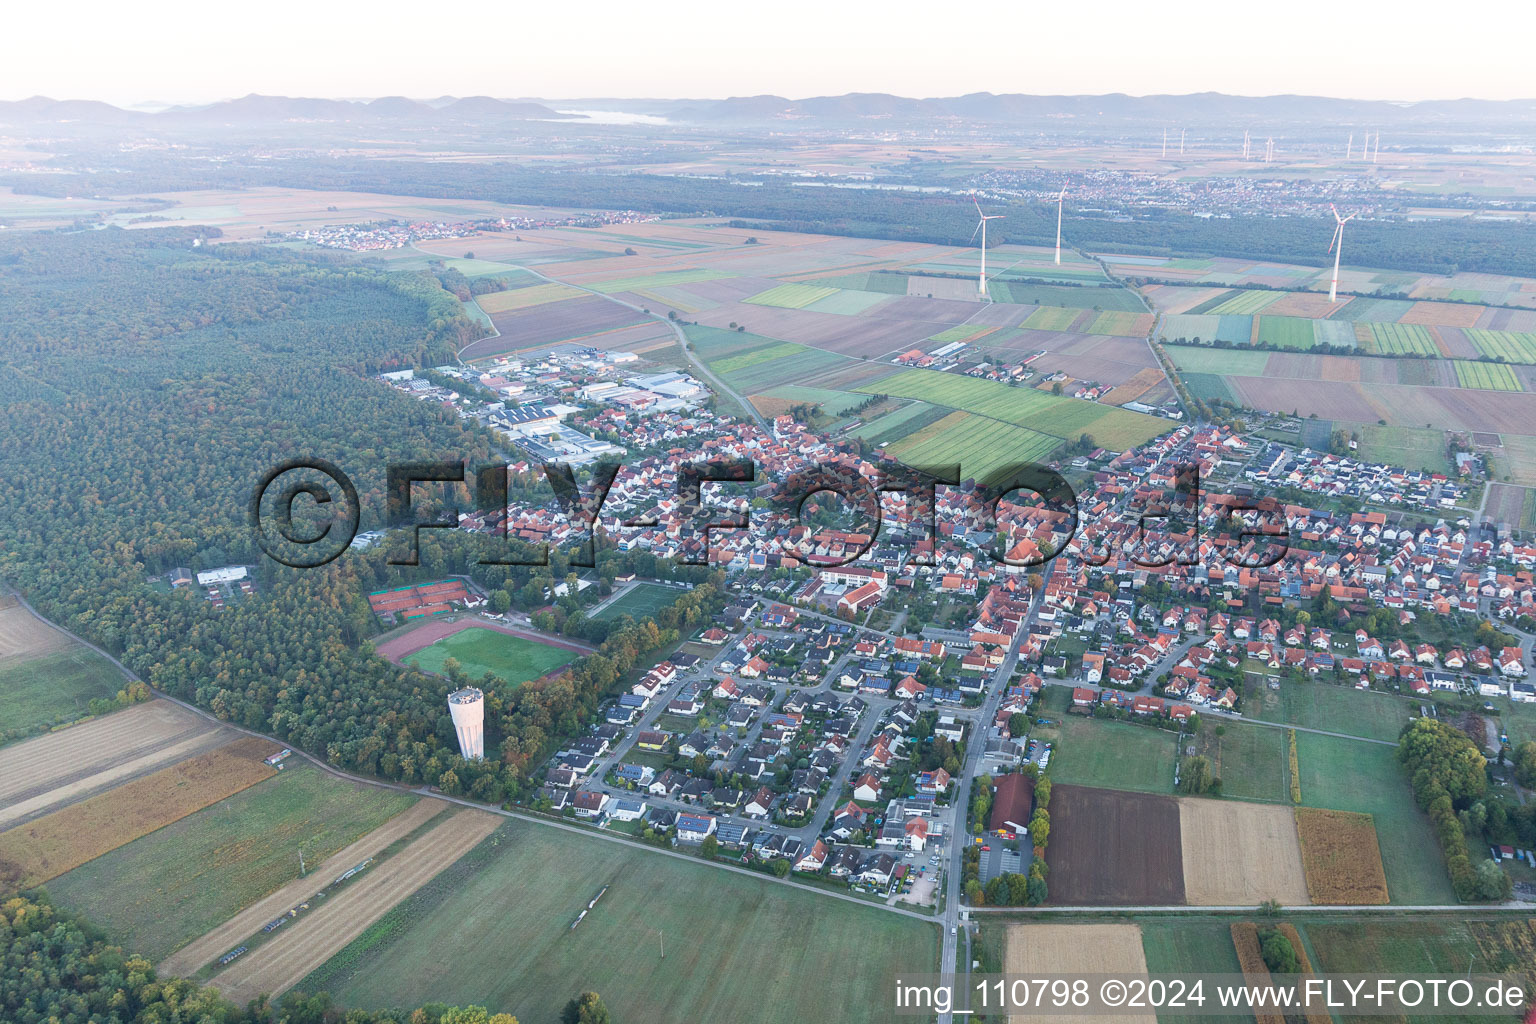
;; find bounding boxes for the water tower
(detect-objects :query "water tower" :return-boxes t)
[447,687,485,760]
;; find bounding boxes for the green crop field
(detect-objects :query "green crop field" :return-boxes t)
[710,341,809,375]
[46,762,417,960]
[988,282,1143,309]
[855,368,1170,451]
[930,323,988,344]
[299,822,937,1024]
[1243,679,1417,742]
[591,582,684,623]
[760,384,867,414]
[1140,919,1245,1024]
[1453,360,1523,391]
[1254,315,1318,349]
[1022,306,1082,331]
[852,401,945,445]
[803,289,891,315]
[682,325,784,359]
[1032,695,1177,793]
[800,271,911,294]
[1181,372,1241,406]
[1166,345,1272,375]
[1466,329,1536,363]
[1364,322,1440,356]
[588,268,731,294]
[1207,290,1283,315]
[0,647,126,745]
[1350,424,1457,474]
[404,627,578,685]
[723,348,850,392]
[1294,731,1455,904]
[887,411,1060,482]
[743,283,839,309]
[1086,311,1150,337]
[1193,719,1290,803]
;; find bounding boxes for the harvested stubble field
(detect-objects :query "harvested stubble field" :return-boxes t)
[1004,924,1154,1024]
[1178,799,1310,906]
[51,762,423,964]
[0,596,72,661]
[0,699,222,811]
[1045,784,1185,905]
[0,737,276,888]
[156,797,445,975]
[1229,922,1285,1024]
[212,809,501,1005]
[473,281,584,313]
[1293,807,1390,904]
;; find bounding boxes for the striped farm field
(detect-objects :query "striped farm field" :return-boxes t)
[1022,306,1083,331]
[856,368,1171,450]
[710,342,809,375]
[1453,360,1523,391]
[587,268,731,294]
[1467,329,1536,363]
[852,402,947,445]
[1087,311,1155,337]
[886,411,1061,480]
[929,323,995,344]
[1362,322,1440,356]
[743,283,839,308]
[475,282,585,313]
[1207,290,1284,315]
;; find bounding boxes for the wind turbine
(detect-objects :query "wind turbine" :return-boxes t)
[970,195,1004,298]
[1053,184,1068,265]
[1346,133,1354,160]
[1327,204,1357,303]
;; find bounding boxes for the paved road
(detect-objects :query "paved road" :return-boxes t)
[938,585,1044,1024]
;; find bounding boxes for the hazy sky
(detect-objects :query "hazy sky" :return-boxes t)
[7,0,1533,105]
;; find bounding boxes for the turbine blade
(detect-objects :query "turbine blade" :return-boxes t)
[969,220,982,245]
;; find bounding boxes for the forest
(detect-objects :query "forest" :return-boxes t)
[0,228,721,810]
[9,156,1536,278]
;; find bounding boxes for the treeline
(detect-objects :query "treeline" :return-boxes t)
[0,893,566,1024]
[1396,717,1511,901]
[11,156,1536,277]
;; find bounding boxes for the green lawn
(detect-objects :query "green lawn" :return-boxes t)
[1140,919,1244,1024]
[1195,719,1290,803]
[592,582,685,623]
[0,647,126,745]
[45,762,417,960]
[1243,679,1416,742]
[404,627,578,685]
[299,822,938,1024]
[1035,711,1178,794]
[1294,732,1455,905]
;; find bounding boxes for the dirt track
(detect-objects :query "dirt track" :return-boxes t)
[160,798,448,976]
[1178,798,1310,906]
[0,700,221,806]
[211,809,500,1004]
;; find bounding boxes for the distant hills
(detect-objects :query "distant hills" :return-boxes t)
[0,93,580,126]
[665,91,1536,126]
[5,91,1536,129]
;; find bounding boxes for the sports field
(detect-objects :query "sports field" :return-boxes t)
[404,626,578,684]
[591,582,683,623]
[1293,731,1455,904]
[47,761,418,961]
[299,822,937,1024]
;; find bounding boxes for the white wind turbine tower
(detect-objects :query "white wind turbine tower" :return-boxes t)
[1346,133,1354,160]
[1180,128,1186,155]
[1053,184,1068,265]
[1162,128,1168,158]
[1327,204,1357,303]
[970,195,1004,298]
